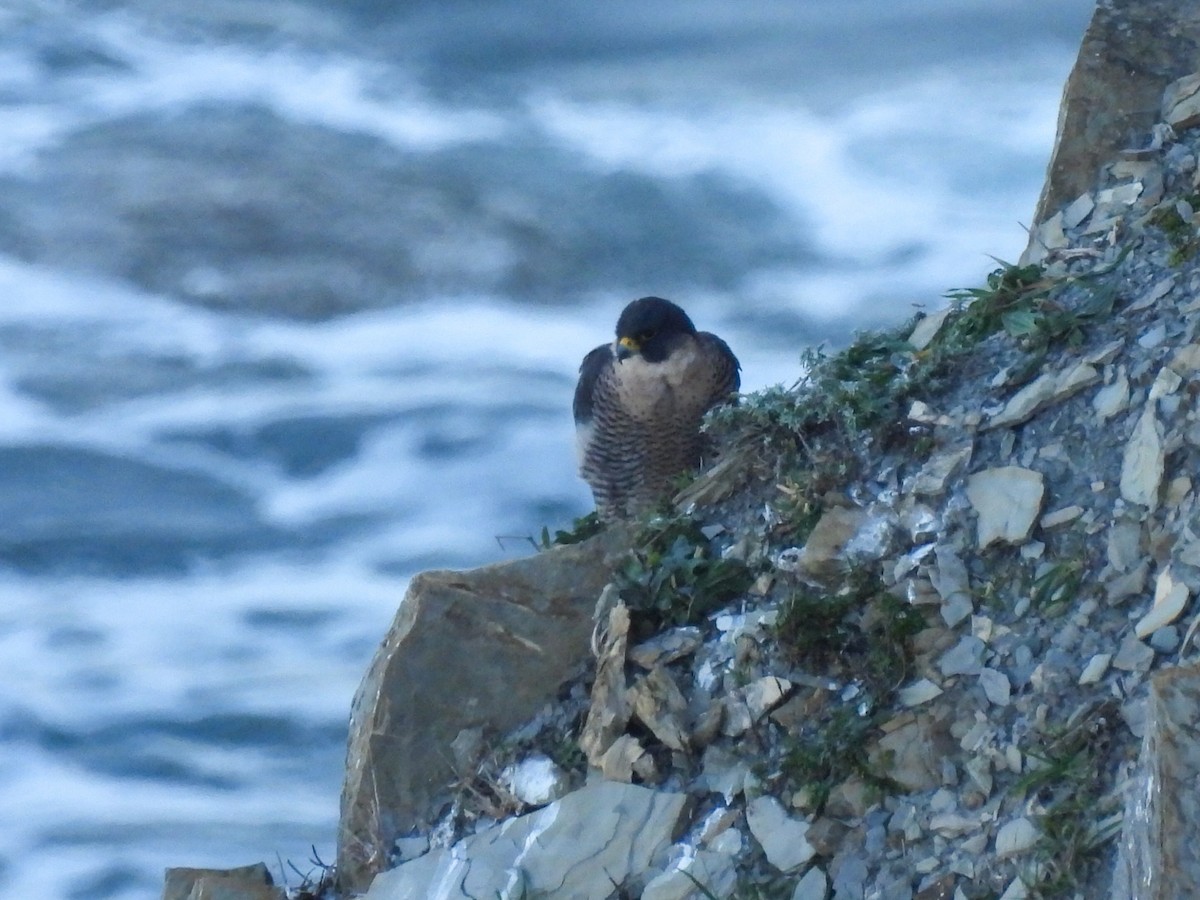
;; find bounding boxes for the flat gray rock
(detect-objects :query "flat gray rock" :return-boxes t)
[965,467,1044,548]
[1120,405,1164,509]
[940,636,987,678]
[364,781,687,900]
[641,848,737,900]
[791,865,829,900]
[746,795,815,872]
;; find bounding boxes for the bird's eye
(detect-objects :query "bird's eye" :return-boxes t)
[638,329,655,342]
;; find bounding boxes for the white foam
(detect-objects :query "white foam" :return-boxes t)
[0,8,508,174]
[244,299,606,376]
[0,558,404,726]
[528,53,1068,276]
[87,14,504,145]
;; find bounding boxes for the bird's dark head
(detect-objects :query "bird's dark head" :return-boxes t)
[613,296,697,363]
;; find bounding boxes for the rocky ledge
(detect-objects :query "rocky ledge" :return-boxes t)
[166,2,1200,899]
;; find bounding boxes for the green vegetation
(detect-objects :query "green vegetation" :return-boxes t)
[705,334,914,541]
[1029,559,1084,617]
[776,704,894,814]
[614,512,753,634]
[538,510,604,548]
[863,589,928,694]
[944,259,1118,355]
[706,329,916,476]
[776,569,924,693]
[704,258,1120,546]
[1014,699,1122,898]
[709,258,1118,450]
[1149,193,1200,265]
[541,729,588,776]
[768,570,924,813]
[773,581,860,666]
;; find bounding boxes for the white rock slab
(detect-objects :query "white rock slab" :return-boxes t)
[932,543,973,627]
[1086,340,1125,366]
[746,795,815,872]
[995,817,1039,857]
[364,781,686,900]
[701,745,751,802]
[1113,634,1155,673]
[1097,181,1145,209]
[641,848,737,900]
[1150,366,1184,400]
[985,362,1099,430]
[1136,567,1190,639]
[899,678,944,707]
[791,865,829,900]
[1171,343,1200,374]
[628,666,691,752]
[1040,505,1084,529]
[1000,876,1030,900]
[1138,323,1167,349]
[744,676,793,719]
[1165,72,1200,129]
[908,399,939,423]
[965,467,1045,548]
[979,668,1012,707]
[908,306,953,351]
[931,812,981,837]
[600,734,654,783]
[912,445,973,497]
[1026,211,1067,263]
[721,694,754,737]
[629,626,704,669]
[796,507,867,576]
[1093,374,1129,422]
[1062,191,1095,229]
[986,373,1056,430]
[940,635,986,677]
[1120,405,1164,509]
[1078,654,1112,685]
[1056,361,1103,398]
[1128,276,1176,312]
[1107,520,1143,573]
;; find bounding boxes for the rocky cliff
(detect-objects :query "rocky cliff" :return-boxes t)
[166,2,1200,899]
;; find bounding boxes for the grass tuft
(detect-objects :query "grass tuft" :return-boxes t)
[1014,699,1122,898]
[614,512,752,634]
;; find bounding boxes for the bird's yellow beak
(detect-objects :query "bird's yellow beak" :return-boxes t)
[618,336,640,352]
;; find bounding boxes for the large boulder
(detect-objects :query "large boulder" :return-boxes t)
[1111,662,1200,897]
[1030,0,1200,230]
[335,526,631,894]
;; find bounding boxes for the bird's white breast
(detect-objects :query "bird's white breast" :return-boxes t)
[610,338,705,421]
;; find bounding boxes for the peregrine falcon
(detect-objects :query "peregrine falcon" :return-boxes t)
[573,296,740,520]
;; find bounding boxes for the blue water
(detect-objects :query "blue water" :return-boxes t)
[0,1,1093,896]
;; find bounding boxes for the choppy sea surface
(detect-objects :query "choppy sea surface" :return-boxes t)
[0,1,1095,896]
